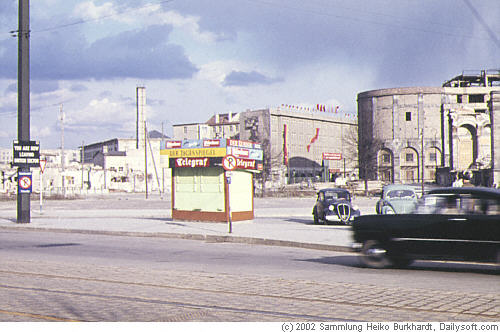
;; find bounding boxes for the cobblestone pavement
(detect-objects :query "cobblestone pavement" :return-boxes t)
[0,258,498,322]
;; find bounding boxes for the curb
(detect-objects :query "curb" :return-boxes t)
[0,225,352,253]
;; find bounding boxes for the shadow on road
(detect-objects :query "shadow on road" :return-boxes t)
[298,255,499,275]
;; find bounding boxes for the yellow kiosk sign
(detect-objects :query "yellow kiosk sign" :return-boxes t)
[161,147,226,158]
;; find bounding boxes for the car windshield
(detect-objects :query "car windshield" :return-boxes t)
[386,190,416,199]
[324,191,349,200]
[415,193,500,215]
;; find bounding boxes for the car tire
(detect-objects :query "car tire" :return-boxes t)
[359,240,393,269]
[313,210,319,225]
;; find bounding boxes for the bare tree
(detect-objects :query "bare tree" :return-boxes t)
[344,126,382,194]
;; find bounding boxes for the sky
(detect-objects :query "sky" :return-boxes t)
[0,0,499,149]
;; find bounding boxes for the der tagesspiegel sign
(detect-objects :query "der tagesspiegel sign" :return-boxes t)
[12,140,40,168]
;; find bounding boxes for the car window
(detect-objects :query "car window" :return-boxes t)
[324,191,349,200]
[416,193,500,215]
[462,197,500,215]
[324,192,338,199]
[387,190,416,199]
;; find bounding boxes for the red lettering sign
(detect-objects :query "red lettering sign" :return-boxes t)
[166,141,182,149]
[323,152,342,160]
[203,139,221,148]
[235,158,256,170]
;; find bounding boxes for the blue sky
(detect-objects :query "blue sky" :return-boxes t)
[0,0,499,149]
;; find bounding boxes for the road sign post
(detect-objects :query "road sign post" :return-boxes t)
[17,0,31,223]
[39,159,46,214]
[222,156,236,234]
[13,140,39,223]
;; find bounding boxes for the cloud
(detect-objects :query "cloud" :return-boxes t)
[32,80,60,94]
[74,1,116,20]
[0,23,198,81]
[70,84,88,92]
[223,70,282,87]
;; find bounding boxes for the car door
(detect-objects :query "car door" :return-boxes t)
[387,194,468,260]
[387,213,456,260]
[316,192,325,219]
[450,196,500,262]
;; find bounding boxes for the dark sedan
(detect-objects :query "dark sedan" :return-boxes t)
[313,188,360,225]
[352,187,500,268]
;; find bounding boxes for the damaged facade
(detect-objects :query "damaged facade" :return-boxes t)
[358,70,500,187]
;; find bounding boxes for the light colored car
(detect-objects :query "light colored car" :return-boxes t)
[376,185,418,214]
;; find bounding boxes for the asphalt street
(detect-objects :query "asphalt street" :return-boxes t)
[0,230,498,322]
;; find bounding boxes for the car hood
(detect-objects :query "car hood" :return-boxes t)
[387,199,417,213]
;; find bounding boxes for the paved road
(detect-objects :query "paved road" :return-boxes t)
[0,230,498,322]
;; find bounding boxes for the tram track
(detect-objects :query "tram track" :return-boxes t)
[0,269,498,321]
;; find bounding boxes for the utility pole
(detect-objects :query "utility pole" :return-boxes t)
[144,122,148,199]
[17,0,30,223]
[60,104,66,197]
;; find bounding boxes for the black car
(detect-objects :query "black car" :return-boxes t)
[352,187,500,268]
[313,188,360,225]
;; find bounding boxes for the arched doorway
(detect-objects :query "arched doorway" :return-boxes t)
[425,147,442,182]
[400,147,419,183]
[456,125,477,171]
[377,149,394,183]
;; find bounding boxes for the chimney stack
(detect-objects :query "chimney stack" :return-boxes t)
[136,87,146,149]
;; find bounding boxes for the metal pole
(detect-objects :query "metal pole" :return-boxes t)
[226,171,232,233]
[60,104,65,197]
[17,0,30,223]
[144,122,148,199]
[421,129,425,194]
[39,167,43,214]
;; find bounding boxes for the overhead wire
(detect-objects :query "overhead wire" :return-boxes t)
[462,0,500,49]
[244,0,500,42]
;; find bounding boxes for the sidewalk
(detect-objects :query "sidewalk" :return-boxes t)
[0,195,377,252]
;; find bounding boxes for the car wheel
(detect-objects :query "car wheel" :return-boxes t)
[359,240,393,269]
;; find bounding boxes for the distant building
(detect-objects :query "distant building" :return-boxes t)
[171,106,358,187]
[239,106,358,186]
[81,133,169,193]
[173,113,240,140]
[358,69,500,187]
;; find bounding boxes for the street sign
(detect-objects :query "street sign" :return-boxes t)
[12,140,40,167]
[222,155,237,171]
[40,159,47,173]
[323,152,342,161]
[18,171,32,194]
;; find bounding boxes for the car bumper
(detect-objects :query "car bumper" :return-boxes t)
[350,242,363,252]
[323,210,360,221]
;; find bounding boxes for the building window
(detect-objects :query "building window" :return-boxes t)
[383,154,391,163]
[429,152,437,162]
[405,112,411,121]
[406,153,414,162]
[457,95,462,103]
[184,126,188,134]
[469,94,484,103]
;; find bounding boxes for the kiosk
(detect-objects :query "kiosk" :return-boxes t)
[162,139,263,222]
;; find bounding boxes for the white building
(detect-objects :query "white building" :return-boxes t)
[173,112,240,140]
